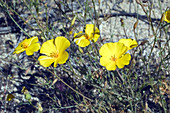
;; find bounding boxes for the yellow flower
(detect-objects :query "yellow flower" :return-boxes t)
[38,36,70,67]
[74,24,100,47]
[13,36,40,55]
[164,10,170,23]
[118,39,138,50]
[99,42,131,71]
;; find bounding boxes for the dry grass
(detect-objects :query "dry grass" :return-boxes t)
[0,0,169,113]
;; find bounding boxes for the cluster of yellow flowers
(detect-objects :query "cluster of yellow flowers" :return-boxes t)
[13,9,169,71]
[13,24,138,71]
[13,36,70,67]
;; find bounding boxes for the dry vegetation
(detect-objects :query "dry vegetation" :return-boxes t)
[0,0,169,113]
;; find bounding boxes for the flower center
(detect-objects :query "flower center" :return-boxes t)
[50,50,59,58]
[111,56,118,62]
[85,34,89,39]
[21,42,28,49]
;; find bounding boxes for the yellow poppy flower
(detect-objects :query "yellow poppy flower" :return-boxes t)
[74,24,100,47]
[13,36,40,55]
[118,39,138,51]
[99,42,131,71]
[164,10,170,23]
[38,36,70,67]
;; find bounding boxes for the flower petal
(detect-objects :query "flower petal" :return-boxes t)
[38,56,55,67]
[13,38,28,54]
[119,39,138,50]
[164,10,170,23]
[53,51,69,67]
[85,24,94,38]
[92,29,100,42]
[99,42,116,57]
[26,43,40,55]
[75,35,90,47]
[85,24,100,41]
[53,60,59,67]
[55,36,70,54]
[27,36,39,46]
[100,56,117,71]
[58,51,69,64]
[13,47,25,54]
[116,53,131,68]
[114,42,127,58]
[40,39,56,56]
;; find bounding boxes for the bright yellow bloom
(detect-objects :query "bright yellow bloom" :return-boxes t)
[99,42,131,71]
[164,10,170,23]
[13,36,40,55]
[38,36,70,67]
[118,39,138,50]
[74,24,100,47]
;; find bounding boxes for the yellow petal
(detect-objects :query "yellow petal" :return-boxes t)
[99,42,116,57]
[114,42,127,58]
[91,28,100,42]
[164,10,170,23]
[53,59,59,67]
[58,51,69,64]
[118,39,138,50]
[100,56,117,71]
[74,31,83,38]
[21,38,28,44]
[40,39,56,56]
[116,53,131,68]
[53,51,69,67]
[38,56,55,67]
[13,47,25,54]
[85,24,94,38]
[26,43,40,55]
[55,36,70,54]
[13,44,23,52]
[27,36,39,46]
[75,35,90,47]
[85,24,100,41]
[13,38,28,54]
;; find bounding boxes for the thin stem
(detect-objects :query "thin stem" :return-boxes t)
[45,67,93,102]
[6,10,30,37]
[116,69,124,82]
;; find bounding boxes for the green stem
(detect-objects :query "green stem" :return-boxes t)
[6,10,30,37]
